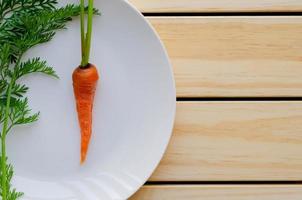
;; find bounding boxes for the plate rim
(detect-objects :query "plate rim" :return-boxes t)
[120,0,176,199]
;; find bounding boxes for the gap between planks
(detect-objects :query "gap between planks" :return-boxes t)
[177,97,302,101]
[144,12,302,17]
[129,0,302,13]
[145,181,302,185]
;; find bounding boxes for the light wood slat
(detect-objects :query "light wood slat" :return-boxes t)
[150,102,302,181]
[130,185,302,200]
[148,17,302,97]
[130,0,302,13]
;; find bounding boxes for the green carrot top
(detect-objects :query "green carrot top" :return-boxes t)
[80,0,94,68]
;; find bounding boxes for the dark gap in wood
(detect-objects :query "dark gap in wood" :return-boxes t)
[146,181,302,185]
[143,12,302,17]
[176,97,302,102]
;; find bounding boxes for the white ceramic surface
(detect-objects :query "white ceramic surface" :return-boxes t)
[6,0,176,199]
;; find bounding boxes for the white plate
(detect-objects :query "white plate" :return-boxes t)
[6,0,176,199]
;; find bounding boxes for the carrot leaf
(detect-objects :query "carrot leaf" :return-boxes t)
[0,1,81,199]
[16,58,58,79]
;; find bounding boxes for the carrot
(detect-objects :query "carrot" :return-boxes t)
[73,64,99,163]
[73,0,98,163]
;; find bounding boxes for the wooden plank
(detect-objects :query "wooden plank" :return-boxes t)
[148,17,302,97]
[150,102,302,181]
[130,185,302,200]
[129,0,302,13]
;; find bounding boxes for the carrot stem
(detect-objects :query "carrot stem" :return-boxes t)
[80,0,94,67]
[1,55,21,200]
[80,0,86,67]
[84,0,94,66]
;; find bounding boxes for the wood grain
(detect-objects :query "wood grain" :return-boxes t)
[150,102,302,181]
[148,17,302,97]
[129,0,302,13]
[130,185,302,200]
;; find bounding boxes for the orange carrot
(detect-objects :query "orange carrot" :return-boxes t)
[72,64,99,163]
[75,0,98,163]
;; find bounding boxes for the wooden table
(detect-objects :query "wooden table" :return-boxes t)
[129,1,302,199]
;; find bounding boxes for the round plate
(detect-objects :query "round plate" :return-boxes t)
[6,0,176,199]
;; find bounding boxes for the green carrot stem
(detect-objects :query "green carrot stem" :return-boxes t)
[80,0,86,67]
[80,0,94,67]
[1,52,23,200]
[84,0,93,66]
[1,128,7,200]
[1,80,12,200]
[1,55,21,200]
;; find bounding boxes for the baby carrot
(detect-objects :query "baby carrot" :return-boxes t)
[73,0,99,163]
[73,64,99,163]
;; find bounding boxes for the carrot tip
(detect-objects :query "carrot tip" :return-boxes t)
[80,159,85,165]
[81,154,87,164]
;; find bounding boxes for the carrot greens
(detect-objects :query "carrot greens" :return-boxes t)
[80,0,94,67]
[0,1,81,199]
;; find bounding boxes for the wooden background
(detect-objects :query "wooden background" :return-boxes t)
[128,1,302,199]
